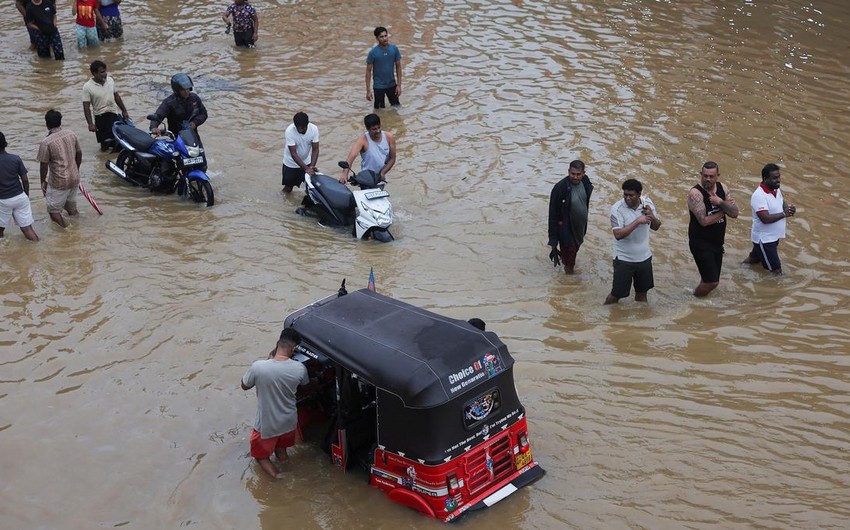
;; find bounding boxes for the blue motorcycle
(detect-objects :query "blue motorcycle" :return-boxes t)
[105,116,214,207]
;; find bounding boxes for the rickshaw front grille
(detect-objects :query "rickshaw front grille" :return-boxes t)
[464,436,513,495]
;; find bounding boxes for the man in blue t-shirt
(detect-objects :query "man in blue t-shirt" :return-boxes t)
[365,26,403,109]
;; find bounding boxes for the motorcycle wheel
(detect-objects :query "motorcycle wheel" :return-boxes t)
[188,179,215,207]
[115,151,146,187]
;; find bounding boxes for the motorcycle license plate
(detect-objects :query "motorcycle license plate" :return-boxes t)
[183,156,204,166]
[364,190,389,200]
[515,450,533,470]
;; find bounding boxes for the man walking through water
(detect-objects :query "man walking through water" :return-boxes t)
[37,110,82,228]
[242,328,309,479]
[548,159,593,274]
[743,163,796,274]
[604,179,662,304]
[339,113,396,183]
[366,26,402,108]
[687,161,739,296]
[0,131,39,241]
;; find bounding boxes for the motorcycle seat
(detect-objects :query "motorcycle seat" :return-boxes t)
[313,174,354,210]
[116,123,156,151]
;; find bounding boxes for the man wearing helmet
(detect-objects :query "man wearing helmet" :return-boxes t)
[149,73,208,138]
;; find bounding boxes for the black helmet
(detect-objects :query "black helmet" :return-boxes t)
[170,73,193,95]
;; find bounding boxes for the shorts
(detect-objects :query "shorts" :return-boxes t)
[45,185,79,215]
[748,241,781,272]
[689,239,724,283]
[373,85,400,109]
[234,30,255,48]
[95,112,120,145]
[611,256,654,298]
[76,25,100,49]
[282,164,306,187]
[0,193,34,228]
[250,428,297,459]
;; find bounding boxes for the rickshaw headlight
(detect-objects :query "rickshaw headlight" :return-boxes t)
[518,432,530,453]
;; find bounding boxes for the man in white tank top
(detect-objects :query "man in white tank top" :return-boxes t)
[339,113,396,183]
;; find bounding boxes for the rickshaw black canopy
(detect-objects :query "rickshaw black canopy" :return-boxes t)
[287,289,515,409]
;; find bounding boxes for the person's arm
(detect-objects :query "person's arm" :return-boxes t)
[394,53,403,96]
[189,96,208,129]
[756,201,795,224]
[83,101,97,132]
[288,145,309,172]
[114,91,129,119]
[380,131,396,180]
[252,11,258,41]
[20,165,30,196]
[241,367,255,391]
[308,141,319,174]
[149,99,168,132]
[340,136,366,183]
[75,139,83,170]
[40,162,49,193]
[221,7,231,24]
[16,0,27,18]
[365,63,374,101]
[94,3,107,28]
[708,187,739,219]
[688,188,724,227]
[611,210,650,240]
[547,183,561,247]
[72,0,77,17]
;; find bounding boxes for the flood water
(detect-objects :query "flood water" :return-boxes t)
[2,0,850,528]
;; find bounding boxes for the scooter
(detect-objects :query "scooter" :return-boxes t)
[296,161,393,242]
[105,116,214,207]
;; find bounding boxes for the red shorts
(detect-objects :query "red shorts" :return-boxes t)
[249,428,297,459]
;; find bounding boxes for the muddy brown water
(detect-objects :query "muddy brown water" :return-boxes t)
[2,1,849,528]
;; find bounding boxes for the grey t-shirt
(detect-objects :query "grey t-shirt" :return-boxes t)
[243,358,309,439]
[569,183,589,245]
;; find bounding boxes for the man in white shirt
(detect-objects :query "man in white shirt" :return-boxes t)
[281,112,319,193]
[604,179,662,304]
[743,163,796,274]
[82,60,129,152]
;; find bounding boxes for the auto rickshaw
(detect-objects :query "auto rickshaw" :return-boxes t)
[284,286,545,522]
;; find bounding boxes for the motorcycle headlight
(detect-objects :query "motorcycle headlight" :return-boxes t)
[187,145,201,157]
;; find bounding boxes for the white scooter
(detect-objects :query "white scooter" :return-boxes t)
[295,161,394,242]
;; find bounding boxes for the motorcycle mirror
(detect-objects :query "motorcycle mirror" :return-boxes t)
[338,161,350,169]
[146,114,158,121]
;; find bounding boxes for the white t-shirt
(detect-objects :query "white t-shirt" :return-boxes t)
[82,76,120,116]
[750,184,786,243]
[610,196,657,262]
[282,123,319,169]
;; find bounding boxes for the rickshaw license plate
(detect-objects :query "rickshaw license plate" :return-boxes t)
[515,450,533,470]
[183,156,204,165]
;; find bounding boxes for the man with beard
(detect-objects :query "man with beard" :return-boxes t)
[743,163,796,274]
[687,161,739,296]
[548,159,593,274]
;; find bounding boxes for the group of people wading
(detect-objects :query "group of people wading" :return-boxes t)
[548,160,797,304]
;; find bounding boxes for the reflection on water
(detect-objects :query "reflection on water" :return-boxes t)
[2,0,850,528]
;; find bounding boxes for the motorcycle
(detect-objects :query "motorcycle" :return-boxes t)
[295,161,393,242]
[105,115,214,207]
